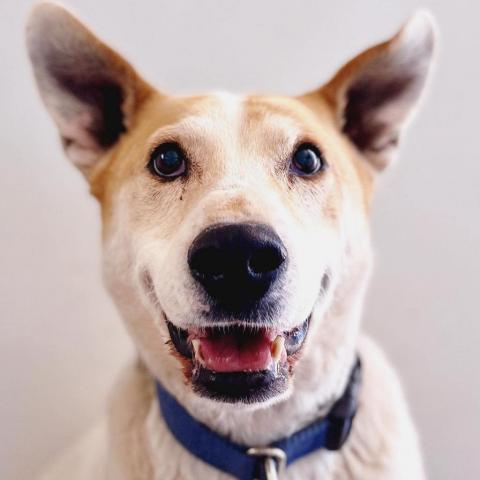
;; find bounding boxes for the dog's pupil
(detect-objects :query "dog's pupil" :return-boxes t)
[161,150,180,170]
[294,146,320,174]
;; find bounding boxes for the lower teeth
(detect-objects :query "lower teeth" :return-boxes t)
[191,339,205,366]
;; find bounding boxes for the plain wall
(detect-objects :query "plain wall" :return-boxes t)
[1,1,479,479]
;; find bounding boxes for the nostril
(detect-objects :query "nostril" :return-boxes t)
[248,246,285,275]
[189,247,225,280]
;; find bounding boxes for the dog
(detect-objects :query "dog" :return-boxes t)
[26,3,436,479]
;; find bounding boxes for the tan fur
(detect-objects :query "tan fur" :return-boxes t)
[28,4,436,479]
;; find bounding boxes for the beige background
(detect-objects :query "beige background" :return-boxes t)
[1,1,479,479]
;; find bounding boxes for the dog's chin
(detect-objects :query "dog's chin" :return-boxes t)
[165,316,311,404]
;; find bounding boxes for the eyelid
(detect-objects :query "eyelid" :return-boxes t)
[292,139,324,155]
[148,138,182,157]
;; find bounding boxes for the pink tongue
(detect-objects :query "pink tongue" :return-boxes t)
[199,332,273,373]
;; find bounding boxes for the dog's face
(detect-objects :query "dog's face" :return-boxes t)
[27,4,435,406]
[99,92,370,404]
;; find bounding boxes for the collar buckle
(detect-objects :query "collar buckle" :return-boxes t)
[247,446,286,480]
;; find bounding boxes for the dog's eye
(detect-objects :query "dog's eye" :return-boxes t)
[148,143,186,179]
[290,144,325,177]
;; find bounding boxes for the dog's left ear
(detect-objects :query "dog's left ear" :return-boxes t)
[26,3,154,176]
[318,11,437,170]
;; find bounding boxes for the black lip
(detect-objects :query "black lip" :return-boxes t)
[192,366,288,404]
[167,321,191,358]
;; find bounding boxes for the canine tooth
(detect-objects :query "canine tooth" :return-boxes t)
[191,339,205,365]
[271,336,285,362]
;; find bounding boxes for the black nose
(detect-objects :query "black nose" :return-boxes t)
[188,223,287,310]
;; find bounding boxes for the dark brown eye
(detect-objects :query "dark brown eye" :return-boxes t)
[148,142,186,179]
[290,144,325,177]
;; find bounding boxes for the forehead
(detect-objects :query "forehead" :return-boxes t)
[142,92,334,154]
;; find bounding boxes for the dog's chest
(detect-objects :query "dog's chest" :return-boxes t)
[144,401,337,480]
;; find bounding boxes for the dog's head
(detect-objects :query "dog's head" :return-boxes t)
[27,4,435,407]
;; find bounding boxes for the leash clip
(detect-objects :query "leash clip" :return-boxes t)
[247,446,286,480]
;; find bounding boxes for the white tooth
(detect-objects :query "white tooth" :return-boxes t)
[271,336,285,363]
[191,339,205,365]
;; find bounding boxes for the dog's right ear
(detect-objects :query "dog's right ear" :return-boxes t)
[26,3,153,176]
[316,11,436,171]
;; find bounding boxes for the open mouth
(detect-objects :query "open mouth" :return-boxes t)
[166,317,310,403]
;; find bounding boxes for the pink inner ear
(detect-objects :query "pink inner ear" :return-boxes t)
[343,71,417,152]
[59,110,102,151]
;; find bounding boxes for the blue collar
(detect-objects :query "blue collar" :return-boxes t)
[155,358,361,480]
